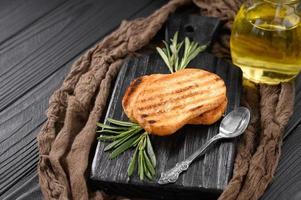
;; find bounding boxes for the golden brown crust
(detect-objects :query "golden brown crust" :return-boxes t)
[122,75,227,125]
[132,68,227,136]
[122,68,228,136]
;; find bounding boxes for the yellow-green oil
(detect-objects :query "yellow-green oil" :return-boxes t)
[230,1,301,84]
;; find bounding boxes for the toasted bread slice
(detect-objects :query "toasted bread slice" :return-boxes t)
[132,68,227,136]
[122,74,227,125]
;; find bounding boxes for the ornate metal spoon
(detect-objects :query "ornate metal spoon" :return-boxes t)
[158,107,251,185]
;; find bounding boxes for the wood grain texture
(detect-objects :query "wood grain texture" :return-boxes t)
[261,124,301,200]
[0,64,71,196]
[0,0,64,44]
[0,0,166,198]
[91,49,242,199]
[3,173,42,200]
[0,0,164,112]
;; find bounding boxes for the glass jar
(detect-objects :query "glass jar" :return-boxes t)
[230,0,301,84]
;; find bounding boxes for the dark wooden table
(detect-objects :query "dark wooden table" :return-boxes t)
[1,1,301,199]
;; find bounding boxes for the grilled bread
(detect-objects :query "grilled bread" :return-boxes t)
[130,68,227,136]
[122,74,227,125]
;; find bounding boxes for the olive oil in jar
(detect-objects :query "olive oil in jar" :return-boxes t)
[230,0,301,84]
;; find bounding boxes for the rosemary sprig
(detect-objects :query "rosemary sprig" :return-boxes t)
[97,118,156,180]
[156,32,208,73]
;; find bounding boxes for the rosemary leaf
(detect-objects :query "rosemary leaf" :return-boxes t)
[139,134,147,151]
[109,134,140,159]
[137,149,141,177]
[98,128,137,141]
[145,170,153,180]
[143,151,155,176]
[97,135,117,141]
[104,128,140,151]
[184,37,190,55]
[163,41,171,57]
[138,150,144,180]
[98,127,140,141]
[156,47,173,73]
[96,129,123,134]
[96,122,127,130]
[106,118,137,126]
[127,148,138,176]
[101,127,142,141]
[170,45,177,55]
[172,31,179,47]
[131,134,143,147]
[104,138,122,151]
[146,135,156,167]
[199,44,208,51]
[143,159,153,180]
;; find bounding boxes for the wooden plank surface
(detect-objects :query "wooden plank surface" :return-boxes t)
[1,0,301,199]
[261,124,301,200]
[0,0,165,112]
[0,0,166,198]
[0,0,64,44]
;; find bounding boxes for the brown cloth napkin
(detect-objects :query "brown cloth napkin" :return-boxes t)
[37,0,295,200]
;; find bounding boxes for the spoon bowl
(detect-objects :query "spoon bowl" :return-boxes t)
[219,107,250,138]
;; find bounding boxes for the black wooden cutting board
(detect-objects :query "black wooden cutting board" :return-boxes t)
[90,15,242,200]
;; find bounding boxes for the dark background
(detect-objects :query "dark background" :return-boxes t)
[1,0,301,199]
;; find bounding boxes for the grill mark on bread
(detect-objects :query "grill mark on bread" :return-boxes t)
[147,102,222,124]
[174,85,196,93]
[137,90,205,111]
[139,76,223,102]
[137,80,225,111]
[139,98,225,123]
[189,105,205,112]
[137,94,226,119]
[123,69,221,110]
[180,94,225,111]
[142,98,224,128]
[140,73,209,95]
[139,82,224,104]
[137,91,226,117]
[214,76,220,81]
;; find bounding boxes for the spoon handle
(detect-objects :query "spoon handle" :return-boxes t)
[158,134,222,185]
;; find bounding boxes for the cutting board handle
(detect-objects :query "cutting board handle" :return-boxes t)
[165,14,220,49]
